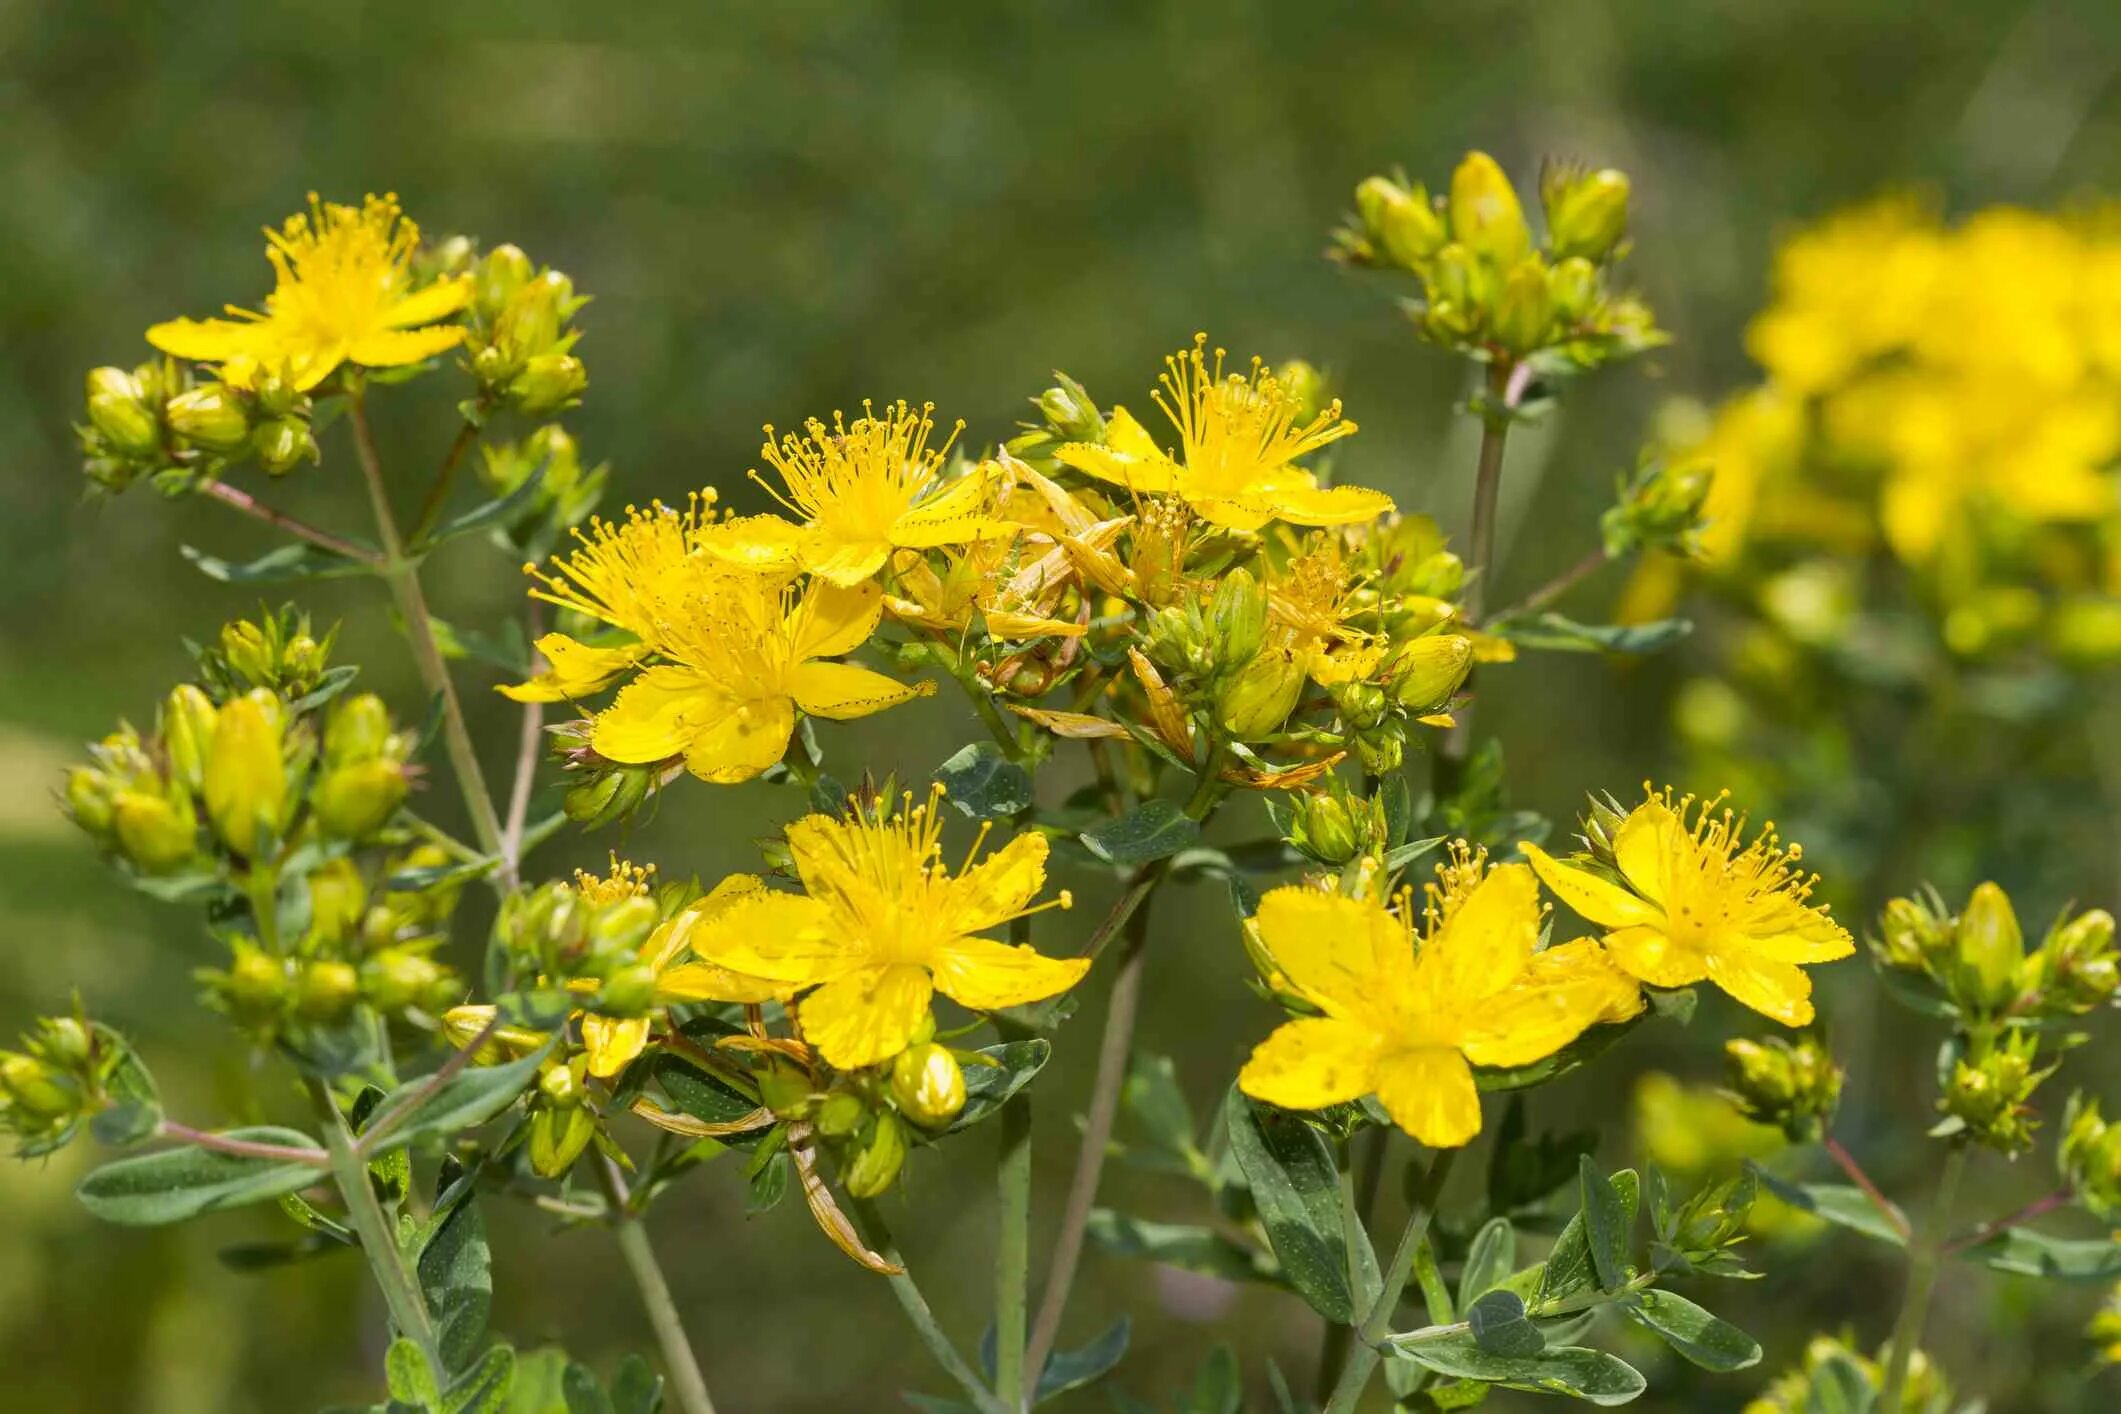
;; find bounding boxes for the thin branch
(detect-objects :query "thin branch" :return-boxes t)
[410,417,485,546]
[854,1199,1010,1414]
[352,1013,502,1159]
[1489,547,1610,624]
[1942,1186,2074,1257]
[596,1157,720,1414]
[155,1119,331,1166]
[198,478,382,566]
[500,603,548,888]
[1825,1135,1912,1241]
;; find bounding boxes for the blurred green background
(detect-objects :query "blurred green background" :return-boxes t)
[6,1,2121,1409]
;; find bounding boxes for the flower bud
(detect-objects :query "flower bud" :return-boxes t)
[756,1059,815,1120]
[215,942,292,1025]
[1425,244,1487,338]
[1546,256,1600,324]
[2039,908,2119,1012]
[203,689,286,858]
[589,895,660,957]
[2061,1094,2121,1220]
[890,1044,967,1128]
[161,683,219,793]
[113,789,199,873]
[843,1111,910,1198]
[328,693,395,765]
[815,1090,867,1138]
[314,759,409,841]
[1037,377,1105,443]
[1216,647,1307,740]
[509,352,588,415]
[1953,882,2024,1014]
[474,244,536,320]
[528,1092,598,1178]
[1448,152,1531,267]
[1287,789,1364,865]
[565,765,655,828]
[166,384,251,453]
[252,417,318,477]
[307,858,368,946]
[31,1015,94,1071]
[294,959,361,1022]
[1492,258,1554,355]
[1940,1030,2045,1154]
[1544,167,1631,263]
[65,767,120,838]
[85,367,162,457]
[1356,175,1447,269]
[596,961,661,1019]
[1208,568,1267,670]
[496,270,575,354]
[0,1052,80,1122]
[539,1058,586,1109]
[360,948,452,1015]
[1724,1033,1840,1142]
[1274,361,1330,424]
[1876,895,1952,972]
[1387,634,1474,713]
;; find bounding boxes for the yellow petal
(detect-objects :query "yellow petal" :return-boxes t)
[582,1015,651,1079]
[1458,939,1643,1069]
[146,315,269,362]
[890,474,1014,549]
[681,696,796,783]
[698,514,804,571]
[382,277,472,328]
[1612,797,1684,906]
[1053,441,1183,494]
[1185,493,1276,533]
[1705,950,1816,1027]
[685,888,843,985]
[590,666,718,763]
[1251,887,1396,1017]
[1236,1017,1381,1112]
[1421,861,1540,1005]
[929,933,1090,1011]
[498,633,645,703]
[788,661,924,720]
[798,524,893,586]
[1521,843,1665,930]
[657,960,786,1006]
[787,577,885,661]
[1374,1047,1482,1148]
[945,834,1050,934]
[1219,480,1397,528]
[1105,405,1163,459]
[1738,919,1856,965]
[798,963,933,1069]
[346,324,467,369]
[1601,923,1710,989]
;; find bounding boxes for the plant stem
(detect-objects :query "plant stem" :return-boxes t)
[1317,1126,1391,1398]
[1488,547,1610,624]
[994,1097,1033,1411]
[154,1119,330,1165]
[855,1200,1010,1414]
[1880,1143,1969,1406]
[1825,1135,1911,1241]
[307,1077,444,1389]
[500,606,547,881]
[410,419,484,546]
[1323,1149,1456,1414]
[198,478,383,566]
[1942,1185,2073,1257]
[595,1158,719,1414]
[1437,360,1518,793]
[347,385,508,868]
[1022,898,1153,1400]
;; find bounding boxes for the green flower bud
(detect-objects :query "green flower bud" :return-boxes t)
[1209,567,1267,670]
[0,1052,80,1121]
[360,949,451,1015]
[165,384,251,453]
[2061,1094,2121,1220]
[325,693,395,766]
[843,1111,910,1199]
[1037,376,1104,443]
[590,896,660,956]
[1356,175,1447,269]
[32,1016,94,1071]
[294,959,360,1022]
[757,1060,815,1120]
[85,367,162,457]
[1877,894,1953,972]
[1724,1033,1842,1143]
[252,417,318,477]
[216,942,292,1025]
[307,858,367,946]
[474,244,536,320]
[1288,790,1364,865]
[1940,1030,2046,1154]
[1954,882,2024,1014]
[565,765,655,828]
[2041,908,2119,1012]
[162,684,220,795]
[528,1099,598,1179]
[1547,255,1600,324]
[314,759,409,841]
[815,1090,867,1138]
[112,788,199,873]
[1448,151,1531,267]
[65,767,119,838]
[1425,243,1487,338]
[203,689,286,858]
[1581,792,1629,864]
[539,1058,586,1110]
[596,962,661,1019]
[890,1044,967,1128]
[509,352,588,416]
[1544,167,1631,263]
[1387,634,1474,713]
[1492,258,1555,355]
[1216,647,1307,740]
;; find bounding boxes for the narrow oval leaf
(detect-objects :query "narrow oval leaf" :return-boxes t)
[1624,1288,1761,1371]
[1467,1289,1544,1358]
[1391,1332,1647,1405]
[1085,1210,1280,1285]
[1747,1167,1907,1247]
[1955,1225,2121,1281]
[933,742,1034,820]
[387,1337,441,1407]
[1580,1156,1630,1291]
[1081,799,1202,866]
[1225,1091,1364,1324]
[76,1127,325,1226]
[1458,1216,1518,1308]
[944,1040,1051,1135]
[368,1046,552,1155]
[182,540,375,584]
[1032,1317,1130,1405]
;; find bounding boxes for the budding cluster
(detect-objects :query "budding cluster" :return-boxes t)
[1334,151,1663,371]
[0,1010,134,1156]
[1744,1334,1951,1414]
[1600,454,1714,561]
[494,864,667,1004]
[2061,1094,2121,1220]
[79,359,318,494]
[1722,1033,1842,1143]
[475,423,610,557]
[1874,883,2118,1020]
[463,244,590,417]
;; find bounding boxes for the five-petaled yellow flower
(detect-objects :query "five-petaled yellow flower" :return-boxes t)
[1055,335,1393,532]
[708,401,1013,586]
[685,790,1088,1069]
[1238,847,1641,1148]
[147,193,470,391]
[1522,787,1854,1027]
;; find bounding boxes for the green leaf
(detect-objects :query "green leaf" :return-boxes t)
[1389,1332,1647,1405]
[1122,1052,1195,1156]
[1383,834,1447,872]
[563,1363,616,1414]
[87,1023,162,1146]
[1081,799,1201,866]
[415,456,550,552]
[1490,612,1690,656]
[1176,1344,1242,1414]
[652,1054,764,1130]
[1622,1288,1760,1371]
[1579,1156,1630,1291]
[1801,1351,1875,1413]
[1486,1099,1597,1213]
[287,663,365,715]
[1466,1289,1544,1358]
[747,1148,790,1213]
[1954,1225,2121,1281]
[607,1356,664,1414]
[1537,1169,1638,1307]
[933,742,1034,820]
[420,1162,494,1377]
[503,1348,571,1414]
[1747,1168,1907,1247]
[1031,1317,1129,1404]
[181,540,375,584]
[944,1040,1051,1135]
[1225,1091,1365,1324]
[443,1345,517,1414]
[76,1127,325,1225]
[1084,1210,1279,1285]
[1457,1217,1517,1308]
[387,1337,442,1408]
[366,1046,552,1156]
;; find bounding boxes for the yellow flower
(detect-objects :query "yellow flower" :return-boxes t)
[684,789,1087,1069]
[1238,846,1641,1148]
[579,874,786,1077]
[147,193,469,392]
[589,567,930,784]
[1055,335,1392,532]
[1522,787,1854,1027]
[709,402,1013,586]
[883,532,1088,642]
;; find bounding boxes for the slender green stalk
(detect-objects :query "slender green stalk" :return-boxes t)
[596,1159,719,1414]
[994,1097,1033,1410]
[347,384,508,871]
[1323,1149,1456,1414]
[855,1199,1010,1414]
[308,1077,445,1389]
[1880,1143,1969,1406]
[410,417,485,546]
[199,478,382,566]
[1437,360,1518,794]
